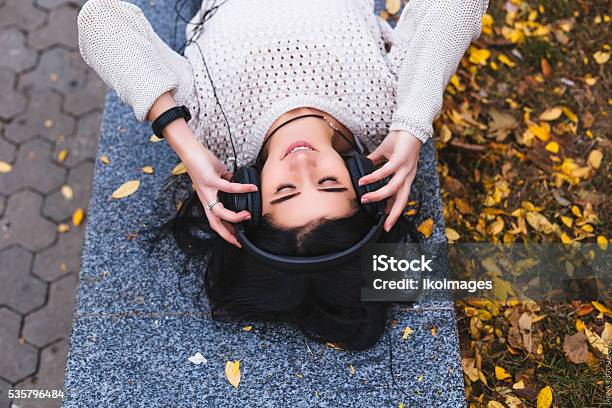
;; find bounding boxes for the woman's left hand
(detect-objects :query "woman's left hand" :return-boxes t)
[358,130,422,232]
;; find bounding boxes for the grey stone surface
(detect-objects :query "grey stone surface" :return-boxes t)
[16,340,70,408]
[63,74,106,117]
[0,68,27,120]
[0,190,57,252]
[0,0,47,31]
[0,138,66,194]
[0,28,37,72]
[36,0,85,9]
[0,138,16,163]
[0,307,38,383]
[43,160,94,222]
[28,6,79,51]
[19,48,87,96]
[0,246,47,314]
[23,274,78,348]
[33,226,85,281]
[4,91,76,145]
[52,111,101,167]
[63,1,462,406]
[0,376,12,408]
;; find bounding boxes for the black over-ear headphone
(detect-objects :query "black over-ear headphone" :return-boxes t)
[182,4,388,271]
[219,114,388,271]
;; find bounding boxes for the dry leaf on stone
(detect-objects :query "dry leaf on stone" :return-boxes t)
[111,180,140,199]
[72,208,85,226]
[0,161,12,173]
[171,162,187,176]
[225,360,241,388]
[417,218,434,239]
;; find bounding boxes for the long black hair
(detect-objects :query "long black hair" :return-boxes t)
[143,170,413,351]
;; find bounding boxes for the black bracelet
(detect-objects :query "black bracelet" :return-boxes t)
[151,105,192,138]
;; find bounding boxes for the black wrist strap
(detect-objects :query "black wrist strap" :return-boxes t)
[151,105,192,138]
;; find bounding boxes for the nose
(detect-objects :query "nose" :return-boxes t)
[287,150,317,170]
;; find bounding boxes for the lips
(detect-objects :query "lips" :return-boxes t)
[283,140,317,158]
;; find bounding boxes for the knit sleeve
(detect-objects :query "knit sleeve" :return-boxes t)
[388,0,489,143]
[77,0,195,122]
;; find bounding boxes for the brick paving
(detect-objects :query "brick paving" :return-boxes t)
[0,1,105,406]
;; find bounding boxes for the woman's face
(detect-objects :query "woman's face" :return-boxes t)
[260,115,356,229]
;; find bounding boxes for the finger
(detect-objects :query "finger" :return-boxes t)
[214,178,258,193]
[208,213,242,248]
[360,170,406,203]
[366,146,385,166]
[211,202,251,223]
[358,160,399,186]
[384,180,412,232]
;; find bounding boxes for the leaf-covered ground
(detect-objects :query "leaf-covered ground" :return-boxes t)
[383,0,611,406]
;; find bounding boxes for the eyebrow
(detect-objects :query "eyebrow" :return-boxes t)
[269,187,348,205]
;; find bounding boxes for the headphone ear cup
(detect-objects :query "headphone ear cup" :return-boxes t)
[219,166,261,229]
[346,154,386,218]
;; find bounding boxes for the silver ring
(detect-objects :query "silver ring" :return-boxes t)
[207,199,220,211]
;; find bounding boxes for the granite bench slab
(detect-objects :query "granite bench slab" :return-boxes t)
[62,1,465,406]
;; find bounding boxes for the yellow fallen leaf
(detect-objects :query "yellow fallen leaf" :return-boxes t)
[401,326,413,340]
[587,149,603,169]
[593,50,610,64]
[111,180,140,199]
[487,218,504,236]
[576,319,585,332]
[585,327,608,355]
[242,325,252,332]
[592,301,612,317]
[602,322,612,345]
[482,14,494,36]
[72,208,84,226]
[498,54,516,67]
[512,380,525,389]
[468,46,491,65]
[495,366,511,380]
[225,360,241,388]
[536,385,553,408]
[528,122,551,141]
[440,124,452,143]
[57,223,70,233]
[561,232,572,243]
[526,211,553,234]
[560,216,573,228]
[61,185,74,200]
[385,0,401,15]
[487,401,505,408]
[571,205,582,217]
[171,162,187,176]
[417,218,434,239]
[100,155,110,164]
[539,106,563,121]
[597,235,608,251]
[445,227,461,241]
[57,148,68,162]
[431,327,437,337]
[149,134,163,143]
[0,161,13,173]
[545,141,559,153]
[562,107,578,123]
[142,166,154,174]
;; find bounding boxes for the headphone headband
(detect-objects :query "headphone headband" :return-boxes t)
[236,215,386,271]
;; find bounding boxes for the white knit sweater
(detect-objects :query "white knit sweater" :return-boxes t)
[78,0,488,167]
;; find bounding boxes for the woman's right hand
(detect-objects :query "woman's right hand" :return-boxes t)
[147,93,257,248]
[181,143,258,248]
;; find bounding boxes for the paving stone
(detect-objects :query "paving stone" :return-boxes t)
[36,0,86,9]
[42,160,93,222]
[63,73,106,117]
[0,138,66,195]
[0,138,16,163]
[53,111,101,167]
[0,68,27,120]
[28,5,79,51]
[22,274,77,348]
[15,340,69,408]
[18,48,87,96]
[4,91,76,145]
[0,376,12,408]
[0,308,38,383]
[0,190,57,252]
[0,196,5,218]
[32,225,85,281]
[0,0,47,31]
[0,28,37,73]
[0,246,47,314]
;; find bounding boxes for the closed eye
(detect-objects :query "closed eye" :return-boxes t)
[275,183,295,193]
[318,176,338,184]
